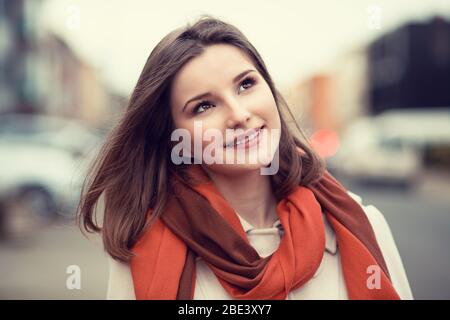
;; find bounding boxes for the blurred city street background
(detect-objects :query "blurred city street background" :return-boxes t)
[1,0,450,299]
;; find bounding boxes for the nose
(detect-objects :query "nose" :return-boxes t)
[224,95,251,128]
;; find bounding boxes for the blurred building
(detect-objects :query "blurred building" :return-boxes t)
[285,48,368,160]
[291,16,450,130]
[0,0,127,128]
[37,33,125,128]
[0,0,44,114]
[368,16,450,115]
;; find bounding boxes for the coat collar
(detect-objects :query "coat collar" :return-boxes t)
[235,212,338,255]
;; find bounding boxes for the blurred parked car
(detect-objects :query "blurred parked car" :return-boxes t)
[0,113,102,241]
[326,115,423,188]
[375,108,450,169]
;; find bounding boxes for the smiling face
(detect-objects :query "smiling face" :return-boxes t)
[169,44,281,175]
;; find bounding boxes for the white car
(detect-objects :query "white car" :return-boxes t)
[0,114,102,240]
[374,108,450,150]
[326,116,422,187]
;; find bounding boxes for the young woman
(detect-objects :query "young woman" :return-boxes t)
[77,16,413,300]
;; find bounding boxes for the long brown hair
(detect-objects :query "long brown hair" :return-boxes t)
[77,15,326,262]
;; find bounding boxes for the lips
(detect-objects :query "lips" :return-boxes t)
[224,125,265,148]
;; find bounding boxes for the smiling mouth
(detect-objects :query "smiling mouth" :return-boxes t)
[224,125,265,148]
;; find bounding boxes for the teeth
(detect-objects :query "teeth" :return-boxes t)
[226,129,260,148]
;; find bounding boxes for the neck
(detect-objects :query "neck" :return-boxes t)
[202,167,279,229]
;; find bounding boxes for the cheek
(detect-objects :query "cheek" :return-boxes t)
[174,120,223,151]
[254,90,280,126]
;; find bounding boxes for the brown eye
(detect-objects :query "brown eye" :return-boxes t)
[238,76,256,93]
[193,100,215,114]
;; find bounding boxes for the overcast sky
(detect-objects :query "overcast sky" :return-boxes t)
[41,0,450,96]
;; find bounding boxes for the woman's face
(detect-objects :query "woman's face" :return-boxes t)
[169,44,281,176]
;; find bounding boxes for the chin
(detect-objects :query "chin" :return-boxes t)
[202,147,277,176]
[203,162,268,177]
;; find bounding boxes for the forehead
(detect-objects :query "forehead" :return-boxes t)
[170,44,255,107]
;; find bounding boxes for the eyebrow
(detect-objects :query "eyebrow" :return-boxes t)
[181,69,256,112]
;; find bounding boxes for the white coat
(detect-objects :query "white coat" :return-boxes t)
[105,191,414,300]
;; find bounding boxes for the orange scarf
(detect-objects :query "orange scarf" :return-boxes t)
[130,164,400,300]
